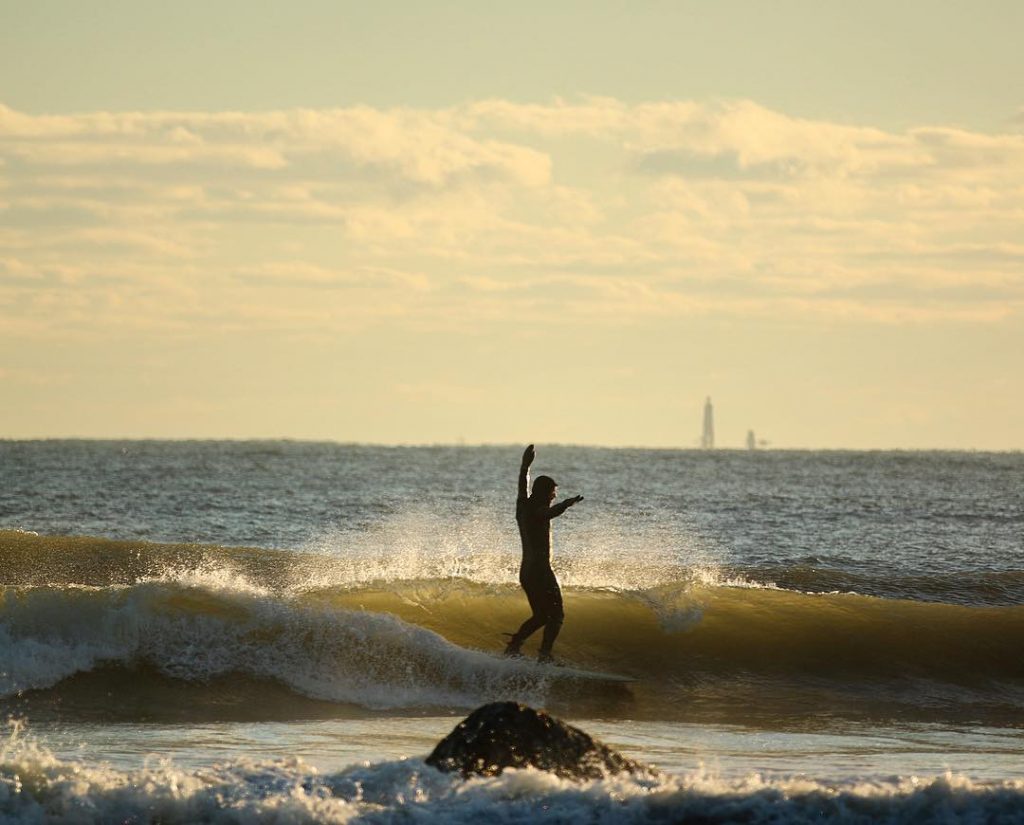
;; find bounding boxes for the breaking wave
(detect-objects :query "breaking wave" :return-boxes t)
[3,531,1024,725]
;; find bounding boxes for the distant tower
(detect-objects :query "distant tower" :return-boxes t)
[746,430,756,450]
[701,397,715,449]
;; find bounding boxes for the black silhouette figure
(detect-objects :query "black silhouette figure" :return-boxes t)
[503,444,583,663]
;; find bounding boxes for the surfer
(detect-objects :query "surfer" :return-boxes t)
[504,444,583,663]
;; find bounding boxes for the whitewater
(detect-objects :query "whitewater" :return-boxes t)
[2,441,1023,823]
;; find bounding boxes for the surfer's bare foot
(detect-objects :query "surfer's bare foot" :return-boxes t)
[537,651,563,666]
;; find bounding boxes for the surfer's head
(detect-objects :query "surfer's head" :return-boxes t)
[531,475,558,503]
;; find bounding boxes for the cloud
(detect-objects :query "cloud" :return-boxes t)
[1,97,1022,340]
[464,97,928,176]
[232,262,432,291]
[0,104,550,187]
[8,141,290,170]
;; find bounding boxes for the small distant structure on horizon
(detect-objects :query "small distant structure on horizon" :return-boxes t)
[701,397,714,449]
[746,430,756,450]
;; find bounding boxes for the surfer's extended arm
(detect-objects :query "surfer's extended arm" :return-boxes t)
[518,444,535,504]
[547,495,583,519]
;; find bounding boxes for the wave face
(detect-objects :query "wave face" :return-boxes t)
[0,578,558,716]
[4,532,1024,726]
[3,729,1024,825]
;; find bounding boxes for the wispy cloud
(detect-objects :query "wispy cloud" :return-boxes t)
[2,98,1022,339]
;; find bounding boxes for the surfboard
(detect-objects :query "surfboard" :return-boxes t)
[542,664,636,684]
[499,655,635,684]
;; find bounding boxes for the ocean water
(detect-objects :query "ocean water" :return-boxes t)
[2,440,1023,823]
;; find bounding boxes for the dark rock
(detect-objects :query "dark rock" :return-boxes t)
[425,701,651,780]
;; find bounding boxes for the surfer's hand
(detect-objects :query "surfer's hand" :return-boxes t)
[522,444,535,466]
[567,495,583,507]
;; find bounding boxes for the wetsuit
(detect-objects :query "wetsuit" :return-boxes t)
[507,466,574,656]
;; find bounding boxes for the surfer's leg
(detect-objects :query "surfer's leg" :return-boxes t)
[504,577,546,655]
[506,614,543,653]
[537,576,564,662]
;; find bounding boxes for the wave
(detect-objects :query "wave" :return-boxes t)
[4,530,1024,725]
[6,529,1024,606]
[3,728,1024,824]
[731,564,1024,607]
[6,528,1024,605]
[304,578,1024,684]
[0,578,561,716]
[3,581,1024,725]
[0,529,304,589]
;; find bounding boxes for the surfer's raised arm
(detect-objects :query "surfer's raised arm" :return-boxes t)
[518,444,535,503]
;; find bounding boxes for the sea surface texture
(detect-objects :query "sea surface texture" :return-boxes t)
[2,441,1023,823]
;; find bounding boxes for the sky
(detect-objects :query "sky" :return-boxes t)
[2,1,1022,449]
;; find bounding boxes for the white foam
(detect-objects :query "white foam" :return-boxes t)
[3,726,1024,824]
[145,561,273,597]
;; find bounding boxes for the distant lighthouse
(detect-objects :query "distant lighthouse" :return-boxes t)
[701,397,715,449]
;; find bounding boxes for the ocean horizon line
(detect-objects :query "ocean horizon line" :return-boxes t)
[0,436,1021,454]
